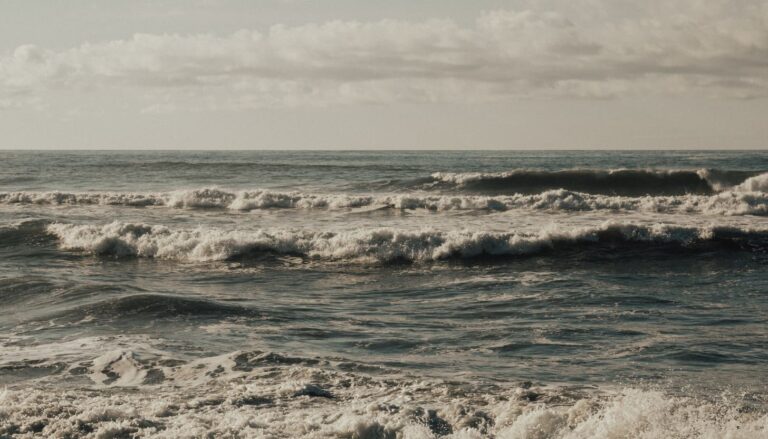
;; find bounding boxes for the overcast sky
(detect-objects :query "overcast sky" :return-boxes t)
[1,0,766,149]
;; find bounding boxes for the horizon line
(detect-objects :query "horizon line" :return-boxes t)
[1,147,767,152]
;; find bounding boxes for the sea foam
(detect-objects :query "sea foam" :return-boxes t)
[0,346,765,438]
[734,172,768,192]
[46,221,767,263]
[3,187,768,215]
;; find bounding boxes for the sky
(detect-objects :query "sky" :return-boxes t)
[0,0,766,150]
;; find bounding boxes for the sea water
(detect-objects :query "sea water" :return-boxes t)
[0,150,767,438]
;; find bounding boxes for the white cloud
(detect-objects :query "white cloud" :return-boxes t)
[1,1,767,110]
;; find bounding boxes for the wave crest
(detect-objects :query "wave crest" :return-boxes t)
[3,187,768,216]
[429,169,765,196]
[734,172,768,192]
[46,221,768,263]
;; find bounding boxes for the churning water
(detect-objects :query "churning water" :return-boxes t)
[1,150,767,438]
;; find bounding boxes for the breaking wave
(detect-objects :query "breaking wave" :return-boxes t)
[0,188,379,210]
[3,185,768,215]
[428,169,765,196]
[45,221,768,263]
[734,171,768,192]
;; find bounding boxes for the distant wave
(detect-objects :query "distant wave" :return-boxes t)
[44,221,768,263]
[0,188,367,209]
[3,185,768,216]
[427,169,765,196]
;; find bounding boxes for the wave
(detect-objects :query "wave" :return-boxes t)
[0,188,375,209]
[734,172,768,192]
[49,294,264,323]
[45,221,768,263]
[77,160,427,173]
[428,169,765,196]
[0,346,765,438]
[3,187,768,215]
[0,219,55,248]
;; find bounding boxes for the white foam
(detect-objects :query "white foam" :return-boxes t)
[734,172,768,193]
[0,191,163,207]
[431,168,697,185]
[45,221,766,263]
[91,350,148,387]
[0,347,765,438]
[3,187,767,216]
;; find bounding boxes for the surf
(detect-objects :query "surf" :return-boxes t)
[42,221,768,263]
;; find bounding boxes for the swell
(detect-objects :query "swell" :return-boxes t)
[47,294,264,322]
[77,160,427,173]
[0,220,55,248]
[44,221,768,263]
[428,169,766,196]
[3,185,768,215]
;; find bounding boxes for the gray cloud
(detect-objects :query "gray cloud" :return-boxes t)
[1,2,767,110]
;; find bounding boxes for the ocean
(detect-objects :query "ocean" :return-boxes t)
[0,150,767,438]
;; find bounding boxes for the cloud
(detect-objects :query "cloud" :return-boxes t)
[1,1,767,110]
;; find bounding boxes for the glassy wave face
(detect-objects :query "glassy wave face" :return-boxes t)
[1,150,767,438]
